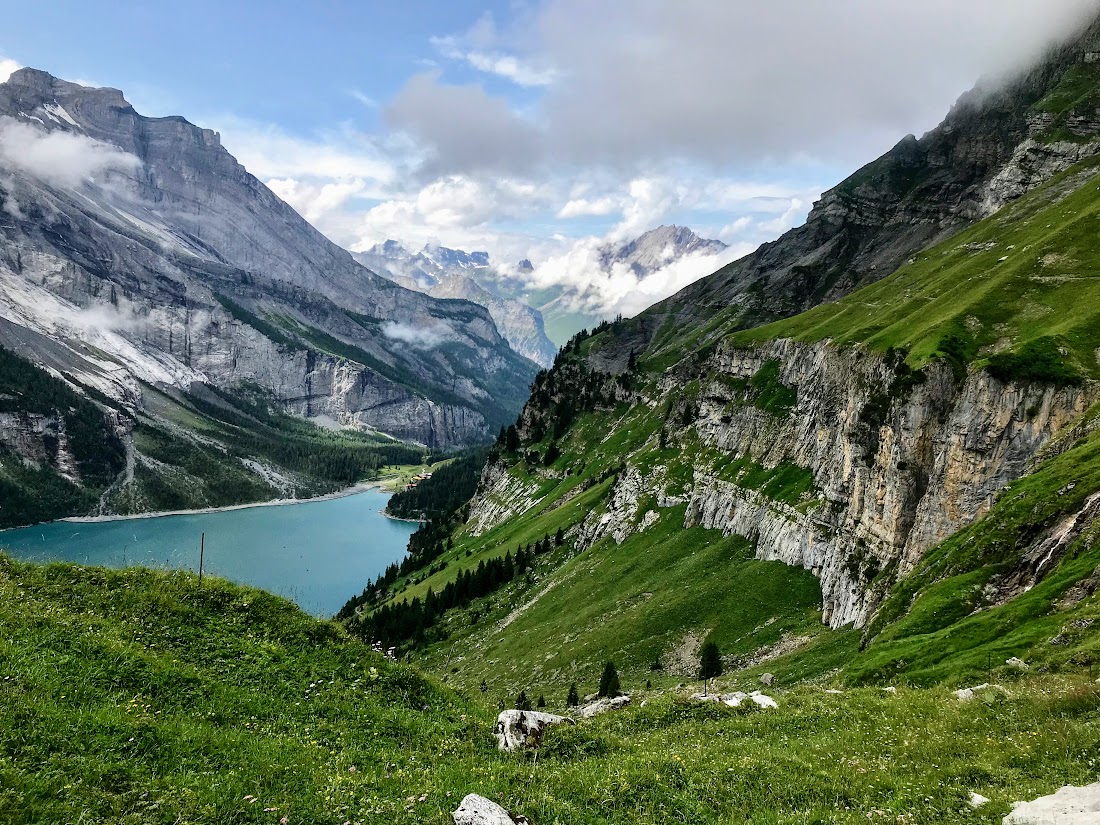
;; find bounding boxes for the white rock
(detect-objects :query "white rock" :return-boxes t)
[759,672,775,686]
[824,689,844,695]
[453,794,530,825]
[969,792,991,809]
[882,686,897,694]
[749,691,778,709]
[720,691,748,707]
[1006,657,1030,671]
[494,710,573,751]
[690,692,723,703]
[575,694,631,718]
[1003,782,1100,824]
[954,683,1009,702]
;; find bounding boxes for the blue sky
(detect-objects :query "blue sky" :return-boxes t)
[2,0,1096,317]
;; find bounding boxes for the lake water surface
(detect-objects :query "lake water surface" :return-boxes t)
[0,489,415,617]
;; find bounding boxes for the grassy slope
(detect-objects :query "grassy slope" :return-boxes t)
[733,157,1100,378]
[366,159,1100,704]
[2,555,1098,825]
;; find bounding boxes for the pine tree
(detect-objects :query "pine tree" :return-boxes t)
[566,682,580,707]
[598,661,621,698]
[479,679,488,694]
[537,695,546,708]
[555,527,565,546]
[699,641,723,695]
[516,690,532,711]
[505,425,521,452]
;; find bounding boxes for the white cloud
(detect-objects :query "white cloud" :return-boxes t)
[267,177,368,225]
[349,89,378,108]
[0,58,20,83]
[397,0,1098,176]
[381,320,452,349]
[0,117,141,188]
[432,36,557,87]
[211,116,400,183]
[525,236,753,319]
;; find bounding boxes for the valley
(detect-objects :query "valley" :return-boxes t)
[2,5,1100,825]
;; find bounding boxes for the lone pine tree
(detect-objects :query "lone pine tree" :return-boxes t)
[599,661,621,698]
[699,641,723,695]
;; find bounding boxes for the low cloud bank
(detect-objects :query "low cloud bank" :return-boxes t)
[0,117,141,189]
[381,321,452,349]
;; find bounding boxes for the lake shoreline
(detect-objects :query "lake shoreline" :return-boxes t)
[48,480,388,527]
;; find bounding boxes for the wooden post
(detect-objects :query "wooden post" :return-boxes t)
[199,532,205,585]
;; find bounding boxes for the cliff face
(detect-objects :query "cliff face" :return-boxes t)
[0,69,536,450]
[468,338,1095,628]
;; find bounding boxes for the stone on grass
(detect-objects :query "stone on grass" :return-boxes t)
[575,694,631,719]
[690,692,723,703]
[705,691,777,709]
[969,792,991,809]
[954,684,1009,702]
[749,691,778,709]
[453,794,530,825]
[881,686,897,694]
[759,673,775,687]
[494,710,573,751]
[1006,657,1029,671]
[1003,782,1100,824]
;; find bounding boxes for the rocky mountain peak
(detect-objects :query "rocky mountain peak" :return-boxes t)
[599,224,727,277]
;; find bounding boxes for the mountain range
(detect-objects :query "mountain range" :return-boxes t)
[362,225,729,355]
[0,68,538,522]
[352,241,559,368]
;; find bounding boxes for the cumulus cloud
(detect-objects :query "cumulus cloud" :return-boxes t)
[393,0,1098,176]
[526,238,753,318]
[381,321,452,349]
[0,57,20,83]
[385,72,543,176]
[0,117,141,188]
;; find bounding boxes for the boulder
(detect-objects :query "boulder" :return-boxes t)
[1006,657,1030,671]
[1003,782,1100,824]
[954,684,1009,702]
[705,691,777,709]
[575,694,631,719]
[759,673,775,687]
[749,691,778,709]
[881,687,897,694]
[690,692,723,703]
[453,794,530,825]
[494,710,573,751]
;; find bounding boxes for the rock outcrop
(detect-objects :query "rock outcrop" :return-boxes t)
[494,710,573,751]
[1004,783,1100,824]
[574,695,631,718]
[453,794,530,825]
[567,338,1094,628]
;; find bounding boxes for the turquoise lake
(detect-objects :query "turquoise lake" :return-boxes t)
[0,489,415,617]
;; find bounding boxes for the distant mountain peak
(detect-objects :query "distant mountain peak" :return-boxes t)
[599,224,727,277]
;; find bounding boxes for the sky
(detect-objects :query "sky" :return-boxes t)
[1,0,1097,318]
